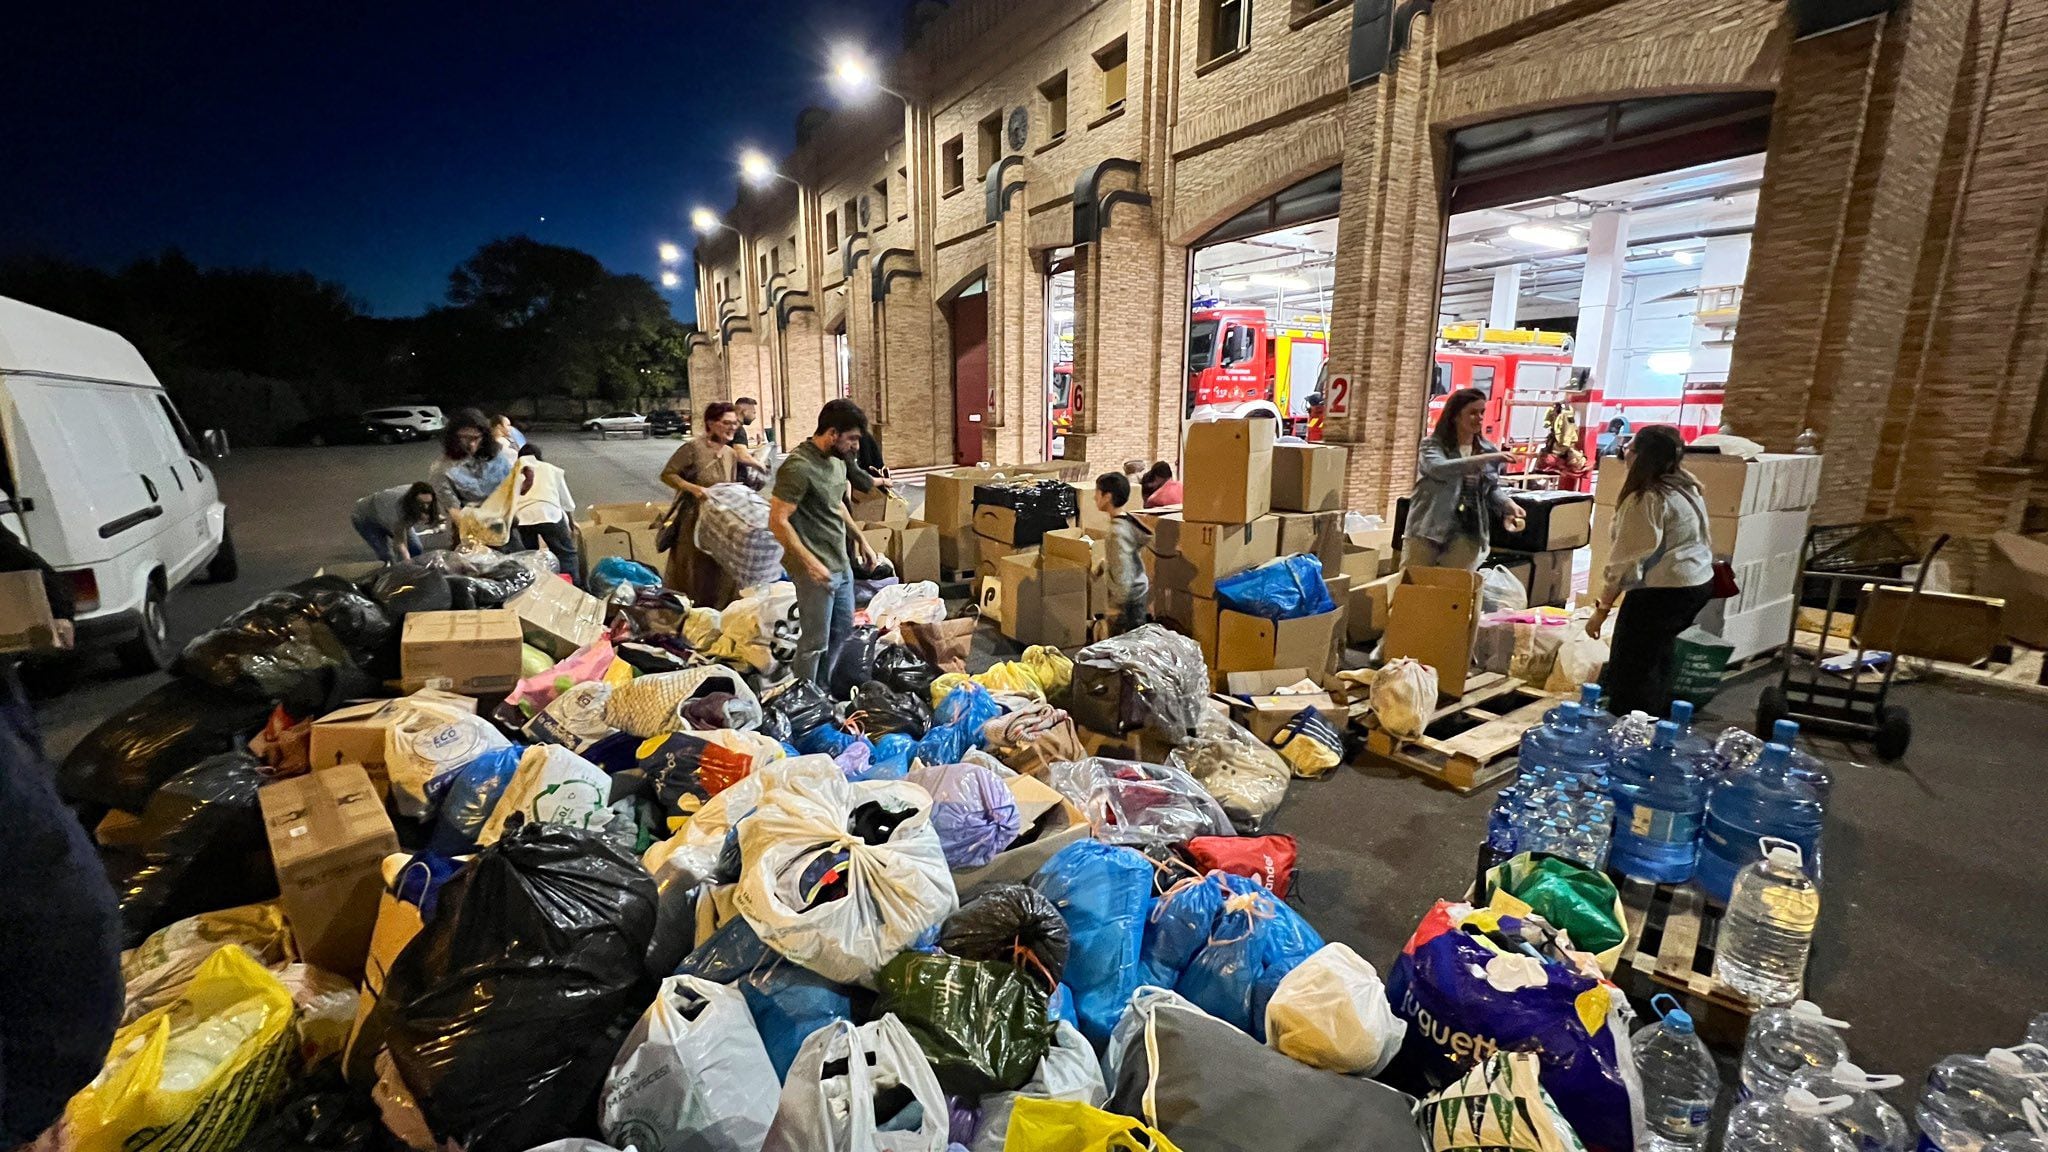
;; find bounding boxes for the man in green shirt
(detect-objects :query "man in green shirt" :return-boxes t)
[771,398,877,682]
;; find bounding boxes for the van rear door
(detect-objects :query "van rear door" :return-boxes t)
[20,378,170,564]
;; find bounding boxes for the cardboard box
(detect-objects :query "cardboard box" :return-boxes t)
[891,520,942,584]
[1183,419,1275,524]
[923,468,985,532]
[1856,586,2006,665]
[1981,532,2048,647]
[0,569,58,653]
[1044,528,1113,616]
[574,501,668,580]
[1528,548,1574,609]
[309,691,477,795]
[1152,588,1220,659]
[1216,605,1343,681]
[1382,567,1483,696]
[1349,572,1401,646]
[974,503,1074,546]
[998,553,1090,648]
[1222,668,1337,741]
[506,577,605,660]
[260,764,400,981]
[1697,593,1796,663]
[859,525,896,568]
[1275,511,1345,570]
[1270,444,1347,512]
[1491,490,1594,552]
[401,609,525,695]
[1154,516,1279,597]
[850,488,911,527]
[939,527,981,573]
[1073,480,1139,534]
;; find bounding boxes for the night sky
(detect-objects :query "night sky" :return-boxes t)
[0,0,903,319]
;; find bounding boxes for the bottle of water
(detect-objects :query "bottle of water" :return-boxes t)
[1608,721,1709,883]
[1548,682,1615,734]
[1770,719,1835,805]
[1739,1001,1851,1102]
[1786,1062,1910,1152]
[1718,837,1821,1005]
[1725,1089,1859,1152]
[1634,994,1721,1152]
[1669,700,1733,779]
[1698,744,1826,902]
[1916,1049,2043,1152]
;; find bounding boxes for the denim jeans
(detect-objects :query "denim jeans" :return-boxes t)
[353,512,422,563]
[793,568,855,684]
[518,517,581,587]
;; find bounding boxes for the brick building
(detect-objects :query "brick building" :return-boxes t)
[689,0,2048,582]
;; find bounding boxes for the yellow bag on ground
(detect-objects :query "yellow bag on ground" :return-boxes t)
[120,903,294,1025]
[930,671,972,709]
[1020,644,1073,697]
[975,660,1047,703]
[70,946,297,1152]
[1002,1097,1185,1152]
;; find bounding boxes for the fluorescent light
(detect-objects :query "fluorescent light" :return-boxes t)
[659,271,682,289]
[1673,249,1698,266]
[1508,223,1578,250]
[1647,351,1693,375]
[1250,273,1310,290]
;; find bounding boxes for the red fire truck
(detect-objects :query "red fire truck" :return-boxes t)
[1185,306,1326,434]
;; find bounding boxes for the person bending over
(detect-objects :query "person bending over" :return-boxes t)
[350,482,439,562]
[512,444,579,583]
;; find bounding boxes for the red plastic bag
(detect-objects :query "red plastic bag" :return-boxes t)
[1185,834,1298,897]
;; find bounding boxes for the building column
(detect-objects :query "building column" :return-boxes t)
[1488,264,1523,331]
[1574,211,1630,398]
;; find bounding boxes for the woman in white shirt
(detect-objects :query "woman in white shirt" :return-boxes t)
[1587,425,1717,716]
[512,443,579,584]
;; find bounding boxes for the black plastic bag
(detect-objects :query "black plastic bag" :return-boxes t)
[382,823,657,1152]
[875,644,942,701]
[825,624,884,700]
[103,753,276,948]
[971,480,1079,545]
[237,1067,378,1152]
[177,589,356,702]
[367,562,452,618]
[288,575,394,658]
[760,677,835,742]
[849,679,931,739]
[452,558,536,607]
[875,951,1053,1095]
[940,883,1071,984]
[59,679,274,812]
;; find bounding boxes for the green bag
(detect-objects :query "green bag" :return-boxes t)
[1481,852,1627,966]
[1670,625,1735,706]
[874,952,1053,1096]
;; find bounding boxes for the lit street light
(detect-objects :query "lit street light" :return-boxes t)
[657,242,682,264]
[739,148,778,187]
[691,207,724,234]
[660,270,682,289]
[828,44,905,104]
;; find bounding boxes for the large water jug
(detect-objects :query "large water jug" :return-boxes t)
[1608,720,1709,883]
[1548,682,1615,733]
[1669,700,1732,778]
[1739,1001,1851,1102]
[1698,743,1826,901]
[1724,1090,1859,1152]
[1634,994,1721,1152]
[1718,837,1821,1006]
[1916,1050,2042,1152]
[1771,719,1836,803]
[1786,1063,1910,1152]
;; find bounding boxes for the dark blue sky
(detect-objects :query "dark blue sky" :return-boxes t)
[0,0,902,319]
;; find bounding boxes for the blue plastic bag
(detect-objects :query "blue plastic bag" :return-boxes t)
[795,722,859,757]
[913,722,972,768]
[1381,901,1639,1152]
[1214,554,1336,621]
[1141,871,1322,1039]
[1047,982,1079,1028]
[589,556,663,599]
[678,914,862,1081]
[427,745,526,854]
[859,733,915,781]
[935,682,1004,735]
[1030,840,1154,1048]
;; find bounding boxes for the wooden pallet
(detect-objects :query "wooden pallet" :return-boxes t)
[1363,673,1557,792]
[1615,877,1755,1045]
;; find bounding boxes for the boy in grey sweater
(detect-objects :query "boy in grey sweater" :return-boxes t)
[1094,472,1151,634]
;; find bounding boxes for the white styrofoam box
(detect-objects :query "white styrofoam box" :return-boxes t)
[1698,593,1796,663]
[1724,550,1801,616]
[1726,508,1810,564]
[1689,453,1823,519]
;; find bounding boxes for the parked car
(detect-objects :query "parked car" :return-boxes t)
[0,295,234,673]
[583,410,648,432]
[362,405,446,435]
[283,415,421,446]
[647,409,687,435]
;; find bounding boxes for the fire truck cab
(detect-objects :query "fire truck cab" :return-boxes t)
[1186,306,1325,432]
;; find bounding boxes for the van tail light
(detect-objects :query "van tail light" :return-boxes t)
[66,569,100,613]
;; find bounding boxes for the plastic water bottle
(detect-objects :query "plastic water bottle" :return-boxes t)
[1608,721,1709,883]
[1725,1090,1859,1152]
[1669,700,1733,778]
[1786,1063,1910,1152]
[1739,1001,1851,1102]
[1634,994,1721,1152]
[1718,837,1821,1005]
[1916,1049,2043,1152]
[1548,682,1615,734]
[1771,719,1835,804]
[1698,744,1826,902]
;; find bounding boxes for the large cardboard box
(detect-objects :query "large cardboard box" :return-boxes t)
[401,609,525,695]
[1856,587,2006,665]
[923,468,985,532]
[1275,511,1345,571]
[1152,588,1220,659]
[1153,516,1279,597]
[859,525,896,568]
[260,764,399,981]
[850,488,911,527]
[574,501,667,579]
[1981,532,2048,647]
[891,520,942,584]
[506,577,605,660]
[1217,604,1342,681]
[1382,566,1483,696]
[939,527,981,573]
[1349,572,1402,646]
[1183,419,1275,524]
[974,503,1075,546]
[1073,480,1139,533]
[310,691,477,795]
[1270,444,1347,512]
[0,569,58,653]
[1222,668,1337,741]
[1044,528,1114,616]
[998,553,1090,648]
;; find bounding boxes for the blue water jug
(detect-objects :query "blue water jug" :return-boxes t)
[1770,719,1835,805]
[1608,720,1710,883]
[1668,700,1732,780]
[1548,682,1615,735]
[1697,742,1825,901]
[1522,702,1613,788]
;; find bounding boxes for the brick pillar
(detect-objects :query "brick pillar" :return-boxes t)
[777,310,834,448]
[986,199,1040,467]
[686,342,724,412]
[1075,206,1175,472]
[876,275,947,468]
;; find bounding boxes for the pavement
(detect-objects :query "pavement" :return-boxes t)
[34,439,2048,1113]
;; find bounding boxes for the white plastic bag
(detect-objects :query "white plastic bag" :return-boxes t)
[865,581,945,640]
[734,766,958,985]
[969,1021,1107,1152]
[1481,565,1528,613]
[706,582,798,673]
[478,744,612,845]
[761,1016,949,1152]
[683,605,724,650]
[385,700,511,819]
[1263,942,1407,1075]
[1370,658,1439,742]
[600,976,778,1152]
[1544,609,1611,694]
[643,755,842,886]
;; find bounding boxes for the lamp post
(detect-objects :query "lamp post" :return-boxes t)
[828,44,907,105]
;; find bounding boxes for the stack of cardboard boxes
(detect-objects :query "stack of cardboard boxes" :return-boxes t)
[850,489,941,585]
[973,476,1084,647]
[573,501,668,583]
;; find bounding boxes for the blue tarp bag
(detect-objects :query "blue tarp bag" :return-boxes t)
[427,745,526,854]
[678,914,861,1081]
[1141,871,1323,1039]
[1214,554,1336,620]
[1030,840,1154,1048]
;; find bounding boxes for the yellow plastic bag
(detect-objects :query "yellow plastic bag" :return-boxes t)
[70,946,297,1152]
[975,660,1047,703]
[930,671,972,709]
[1020,644,1074,697]
[120,903,294,1025]
[1002,1097,1186,1152]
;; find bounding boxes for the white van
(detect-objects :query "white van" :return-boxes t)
[0,296,234,672]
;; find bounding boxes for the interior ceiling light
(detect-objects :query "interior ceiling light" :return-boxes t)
[1673,249,1698,266]
[1250,272,1310,290]
[1647,350,1693,375]
[1508,223,1579,250]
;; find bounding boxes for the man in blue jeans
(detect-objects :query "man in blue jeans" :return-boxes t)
[770,399,879,683]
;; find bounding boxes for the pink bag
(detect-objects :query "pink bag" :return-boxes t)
[504,636,618,717]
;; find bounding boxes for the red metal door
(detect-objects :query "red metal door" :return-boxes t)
[951,292,989,466]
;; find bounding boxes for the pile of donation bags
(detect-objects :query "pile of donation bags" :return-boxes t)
[57,532,1667,1152]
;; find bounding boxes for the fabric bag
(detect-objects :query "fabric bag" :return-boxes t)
[760,1016,950,1152]
[969,1023,1109,1152]
[1418,1052,1589,1152]
[1269,706,1345,779]
[1371,659,1439,742]
[696,482,786,589]
[598,975,778,1152]
[1263,942,1406,1075]
[874,951,1054,1095]
[1030,840,1155,1046]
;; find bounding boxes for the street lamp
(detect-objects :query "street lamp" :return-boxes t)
[660,270,681,289]
[657,242,682,264]
[691,207,727,235]
[740,147,800,189]
[828,44,905,104]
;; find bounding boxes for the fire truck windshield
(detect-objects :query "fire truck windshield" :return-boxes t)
[1188,318,1218,372]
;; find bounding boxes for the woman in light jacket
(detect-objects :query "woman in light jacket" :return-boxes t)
[1405,388,1525,569]
[1587,424,1717,716]
[428,407,518,513]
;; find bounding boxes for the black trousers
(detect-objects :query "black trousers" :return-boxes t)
[517,517,581,587]
[1600,581,1715,717]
